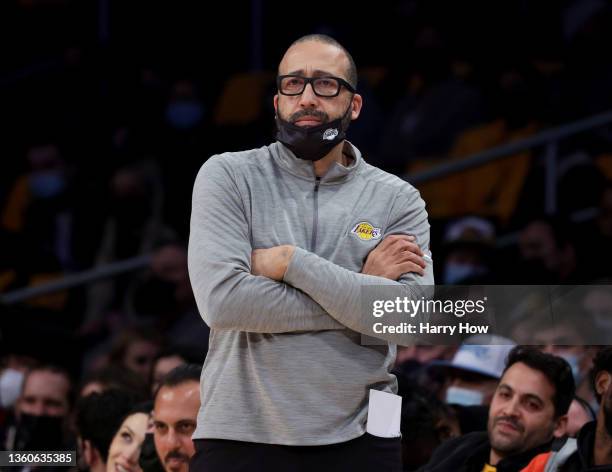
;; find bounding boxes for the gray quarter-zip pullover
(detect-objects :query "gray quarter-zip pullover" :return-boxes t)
[188,141,434,445]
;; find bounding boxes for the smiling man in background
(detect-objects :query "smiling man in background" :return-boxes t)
[419,346,574,472]
[153,364,200,472]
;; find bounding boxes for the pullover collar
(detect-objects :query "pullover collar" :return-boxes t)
[270,140,363,185]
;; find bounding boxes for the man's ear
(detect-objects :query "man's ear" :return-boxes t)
[81,439,94,466]
[553,414,568,438]
[91,447,104,467]
[350,93,363,121]
[596,371,612,398]
[273,94,279,117]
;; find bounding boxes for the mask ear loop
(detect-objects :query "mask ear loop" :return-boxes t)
[338,97,355,132]
[342,93,356,119]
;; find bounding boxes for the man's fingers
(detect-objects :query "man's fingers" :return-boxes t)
[383,234,414,244]
[387,234,415,244]
[397,261,425,276]
[398,241,424,257]
[376,235,400,250]
[382,240,424,258]
[376,234,416,252]
[397,251,427,269]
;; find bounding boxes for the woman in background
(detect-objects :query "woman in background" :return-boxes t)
[106,403,150,472]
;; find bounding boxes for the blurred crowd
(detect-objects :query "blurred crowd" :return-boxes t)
[1,0,612,364]
[2,0,612,470]
[3,341,612,471]
[0,354,202,472]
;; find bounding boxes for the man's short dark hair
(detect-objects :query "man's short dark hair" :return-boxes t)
[153,363,201,400]
[75,389,140,461]
[591,347,612,403]
[503,346,575,418]
[285,34,358,89]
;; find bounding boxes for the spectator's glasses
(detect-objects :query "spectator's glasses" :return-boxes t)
[277,75,356,97]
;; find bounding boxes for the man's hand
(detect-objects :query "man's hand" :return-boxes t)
[361,234,426,280]
[251,245,295,281]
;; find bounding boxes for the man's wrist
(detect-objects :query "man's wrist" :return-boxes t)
[280,245,296,277]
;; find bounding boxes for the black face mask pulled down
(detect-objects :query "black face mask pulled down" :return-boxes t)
[275,105,352,162]
[14,413,66,451]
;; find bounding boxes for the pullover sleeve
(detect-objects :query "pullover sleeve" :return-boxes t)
[188,155,344,332]
[282,187,434,344]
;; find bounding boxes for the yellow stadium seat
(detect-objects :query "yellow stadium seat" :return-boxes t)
[214,71,275,126]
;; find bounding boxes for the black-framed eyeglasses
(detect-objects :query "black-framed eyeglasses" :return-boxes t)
[277,75,356,97]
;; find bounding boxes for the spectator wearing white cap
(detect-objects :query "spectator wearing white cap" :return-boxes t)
[430,335,517,407]
[439,217,496,285]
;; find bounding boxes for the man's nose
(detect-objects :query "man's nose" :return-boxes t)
[31,401,45,416]
[502,397,521,417]
[163,428,182,448]
[297,83,318,108]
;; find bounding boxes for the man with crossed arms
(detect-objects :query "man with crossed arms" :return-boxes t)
[188,34,433,471]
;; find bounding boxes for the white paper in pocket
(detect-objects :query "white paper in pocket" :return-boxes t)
[366,389,402,438]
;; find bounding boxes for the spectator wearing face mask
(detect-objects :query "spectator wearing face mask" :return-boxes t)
[164,80,205,132]
[438,217,497,285]
[0,354,38,451]
[529,312,599,413]
[3,365,76,471]
[0,142,74,311]
[432,335,517,408]
[160,79,211,237]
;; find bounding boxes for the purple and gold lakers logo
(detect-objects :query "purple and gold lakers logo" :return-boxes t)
[351,221,382,241]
